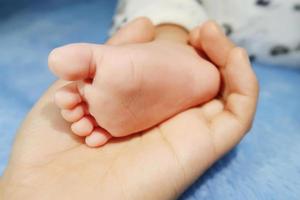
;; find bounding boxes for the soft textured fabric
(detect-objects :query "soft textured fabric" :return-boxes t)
[112,0,300,67]
[0,0,300,199]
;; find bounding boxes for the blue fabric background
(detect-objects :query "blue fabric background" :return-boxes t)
[0,0,299,199]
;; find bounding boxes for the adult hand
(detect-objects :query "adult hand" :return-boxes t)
[0,19,258,200]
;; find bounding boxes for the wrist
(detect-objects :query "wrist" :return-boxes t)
[155,24,189,44]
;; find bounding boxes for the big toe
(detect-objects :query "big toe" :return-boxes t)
[48,43,103,81]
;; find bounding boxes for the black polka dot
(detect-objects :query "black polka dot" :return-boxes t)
[270,45,290,56]
[256,0,270,6]
[249,55,256,62]
[222,23,233,36]
[294,4,300,11]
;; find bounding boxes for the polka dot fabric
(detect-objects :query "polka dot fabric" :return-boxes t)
[112,0,300,67]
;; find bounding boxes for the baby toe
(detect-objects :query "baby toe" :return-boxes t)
[85,128,112,147]
[54,83,82,109]
[61,103,87,122]
[71,116,94,137]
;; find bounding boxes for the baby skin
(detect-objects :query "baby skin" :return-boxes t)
[49,21,220,147]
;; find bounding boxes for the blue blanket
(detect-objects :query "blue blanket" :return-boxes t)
[0,0,299,199]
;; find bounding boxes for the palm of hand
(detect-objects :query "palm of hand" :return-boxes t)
[1,21,258,200]
[3,85,225,200]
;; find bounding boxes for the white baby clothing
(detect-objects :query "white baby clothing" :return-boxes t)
[111,0,300,67]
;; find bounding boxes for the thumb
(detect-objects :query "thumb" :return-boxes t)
[189,21,235,67]
[106,17,155,45]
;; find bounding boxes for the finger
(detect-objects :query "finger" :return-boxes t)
[211,47,259,155]
[54,82,82,109]
[189,26,202,48]
[223,47,258,120]
[107,17,155,45]
[198,100,224,122]
[190,20,235,67]
[48,43,105,81]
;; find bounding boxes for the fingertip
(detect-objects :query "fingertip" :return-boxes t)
[134,17,155,41]
[133,17,154,30]
[199,21,236,67]
[227,47,259,97]
[189,26,201,48]
[107,17,155,45]
[200,20,220,37]
[239,48,253,64]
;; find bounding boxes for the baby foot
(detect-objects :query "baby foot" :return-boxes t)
[49,40,220,147]
[53,81,112,147]
[50,17,155,147]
